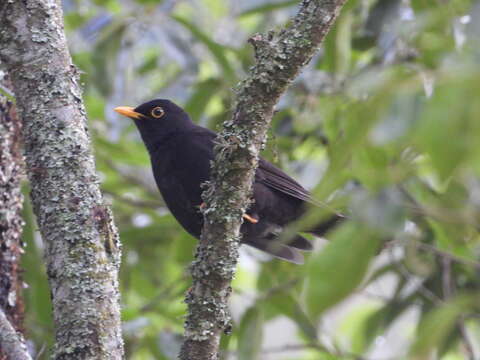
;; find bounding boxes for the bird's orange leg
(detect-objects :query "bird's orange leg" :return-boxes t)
[243,214,258,224]
[201,202,258,223]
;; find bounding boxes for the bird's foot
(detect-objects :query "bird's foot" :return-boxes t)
[243,213,259,224]
[201,202,258,223]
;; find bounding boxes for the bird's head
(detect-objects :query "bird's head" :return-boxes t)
[114,99,193,153]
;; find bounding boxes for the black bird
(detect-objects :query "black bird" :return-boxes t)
[115,99,342,263]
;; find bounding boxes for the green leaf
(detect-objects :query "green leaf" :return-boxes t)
[21,195,54,352]
[415,84,471,180]
[320,15,338,73]
[184,78,223,122]
[411,0,432,12]
[219,330,232,359]
[91,20,127,96]
[255,261,317,340]
[262,292,318,341]
[352,292,415,353]
[237,306,264,360]
[409,294,477,358]
[84,92,106,120]
[137,50,159,75]
[64,13,90,31]
[172,15,236,82]
[305,222,382,318]
[318,6,353,74]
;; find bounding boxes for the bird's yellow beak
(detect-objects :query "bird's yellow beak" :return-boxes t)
[114,106,144,120]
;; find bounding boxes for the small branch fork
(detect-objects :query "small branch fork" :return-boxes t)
[178,1,348,359]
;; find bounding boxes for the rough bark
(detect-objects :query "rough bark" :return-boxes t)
[0,1,123,359]
[0,94,26,359]
[179,1,347,359]
[0,310,31,360]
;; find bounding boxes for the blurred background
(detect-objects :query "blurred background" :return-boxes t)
[21,0,480,359]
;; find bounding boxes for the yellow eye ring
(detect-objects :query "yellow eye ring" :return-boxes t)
[151,107,165,118]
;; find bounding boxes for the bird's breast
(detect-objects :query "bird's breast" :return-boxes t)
[157,175,203,237]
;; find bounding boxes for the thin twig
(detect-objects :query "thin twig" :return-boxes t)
[441,257,453,299]
[260,343,322,354]
[400,200,479,227]
[388,245,442,305]
[441,257,476,360]
[388,236,480,269]
[34,344,46,360]
[416,241,480,269]
[398,184,478,227]
[458,319,475,360]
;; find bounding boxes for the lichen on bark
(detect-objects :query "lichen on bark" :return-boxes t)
[0,92,27,360]
[0,309,31,360]
[179,1,348,359]
[0,1,123,359]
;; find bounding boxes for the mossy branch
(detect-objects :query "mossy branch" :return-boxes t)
[0,90,27,358]
[179,1,347,359]
[0,1,124,358]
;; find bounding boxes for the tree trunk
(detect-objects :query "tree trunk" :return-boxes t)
[179,1,347,359]
[0,310,31,360]
[0,93,28,359]
[0,1,124,359]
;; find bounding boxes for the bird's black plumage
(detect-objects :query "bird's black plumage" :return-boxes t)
[115,99,342,264]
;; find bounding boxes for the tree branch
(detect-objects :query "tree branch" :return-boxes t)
[0,309,31,360]
[0,1,123,358]
[0,89,27,359]
[179,1,347,359]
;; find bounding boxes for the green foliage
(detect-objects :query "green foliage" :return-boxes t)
[306,223,382,318]
[172,15,236,82]
[20,0,480,359]
[237,306,264,360]
[410,294,478,358]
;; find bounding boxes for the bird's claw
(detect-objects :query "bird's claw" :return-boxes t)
[243,213,259,224]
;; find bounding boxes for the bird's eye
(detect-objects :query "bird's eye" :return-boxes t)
[151,107,165,118]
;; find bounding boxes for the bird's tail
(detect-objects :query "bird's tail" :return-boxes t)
[246,240,306,264]
[307,213,344,237]
[245,214,344,264]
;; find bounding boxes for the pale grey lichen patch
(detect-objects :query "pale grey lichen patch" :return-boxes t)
[0,309,32,360]
[179,1,347,359]
[0,93,29,358]
[0,0,123,359]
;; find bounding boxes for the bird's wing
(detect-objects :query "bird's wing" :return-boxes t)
[257,158,320,206]
[191,128,321,206]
